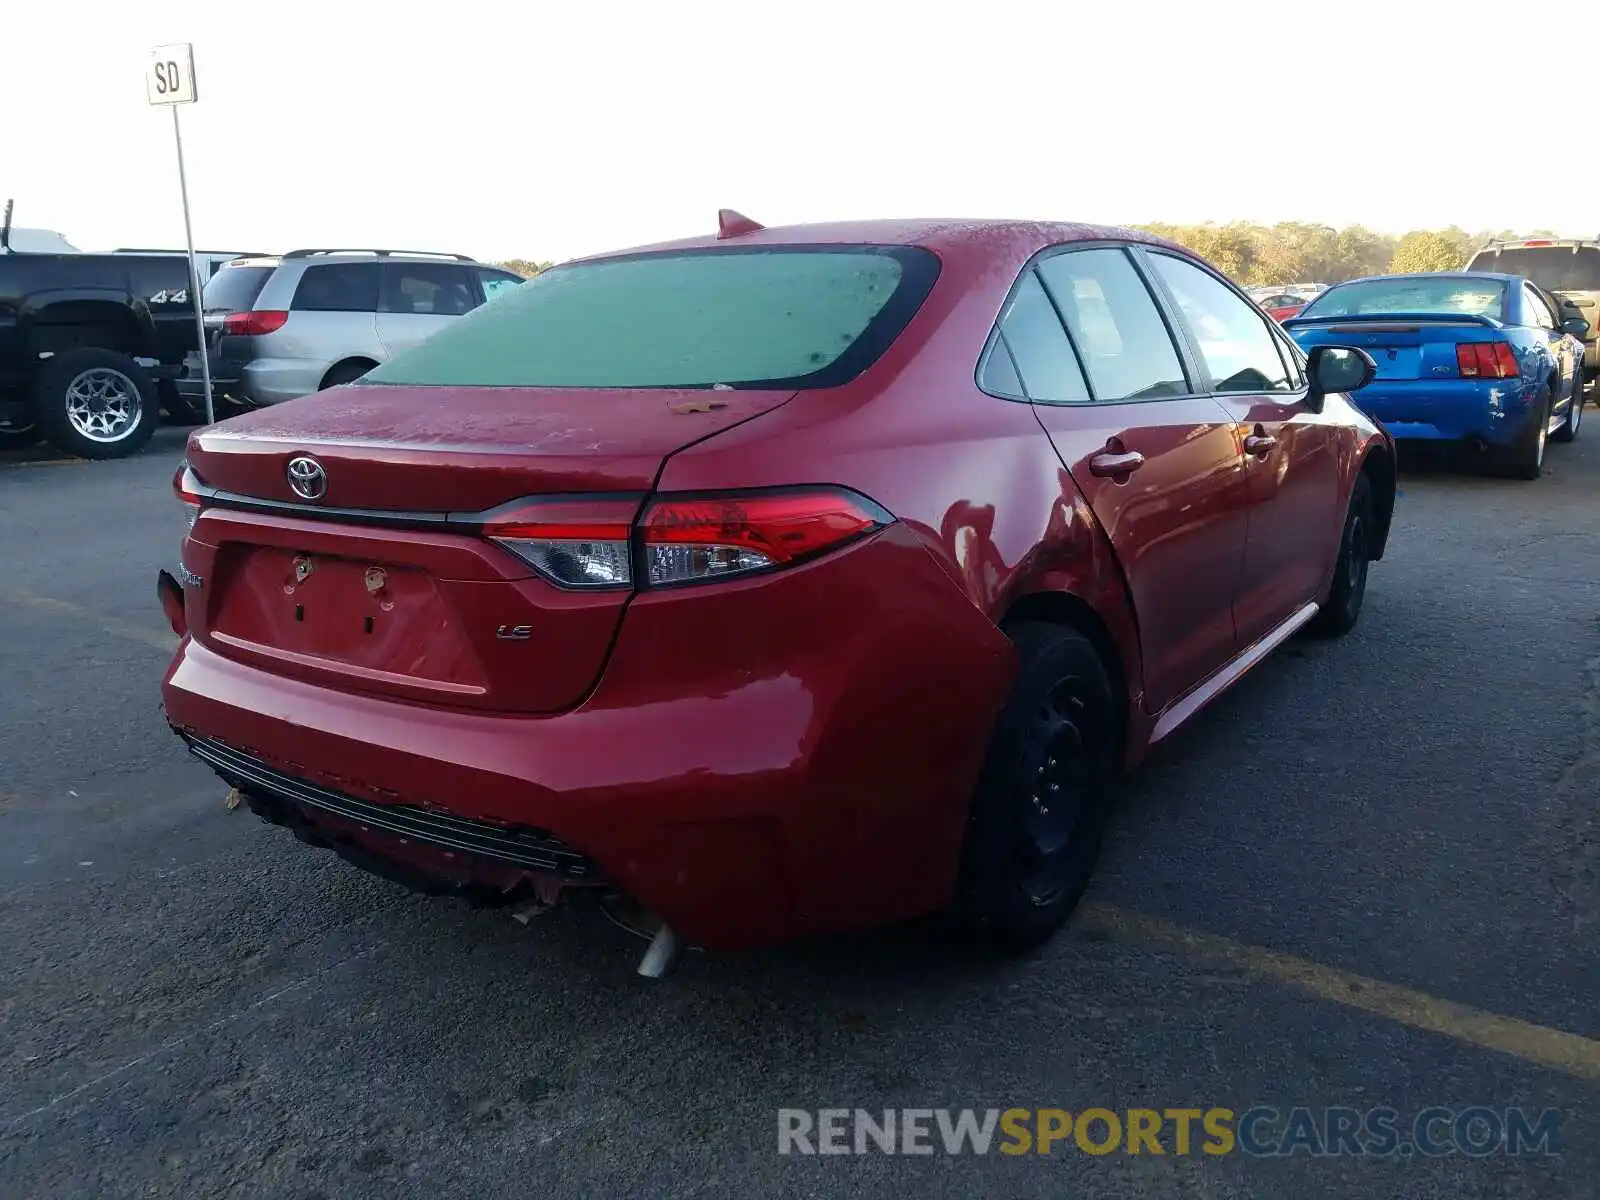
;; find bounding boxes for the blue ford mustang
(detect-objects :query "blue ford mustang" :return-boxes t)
[1284,272,1589,479]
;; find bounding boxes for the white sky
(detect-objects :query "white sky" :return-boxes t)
[8,1,1598,264]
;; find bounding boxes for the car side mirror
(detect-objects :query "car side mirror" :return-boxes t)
[1561,316,1591,338]
[1305,345,1376,411]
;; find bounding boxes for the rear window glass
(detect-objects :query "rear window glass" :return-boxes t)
[201,265,273,313]
[1466,247,1600,291]
[360,246,940,390]
[1301,277,1505,321]
[291,262,381,313]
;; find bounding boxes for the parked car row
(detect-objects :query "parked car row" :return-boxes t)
[159,212,1397,970]
[180,249,524,412]
[0,196,524,460]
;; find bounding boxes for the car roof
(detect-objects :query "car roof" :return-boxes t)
[575,217,1186,263]
[221,251,473,269]
[1477,237,1600,249]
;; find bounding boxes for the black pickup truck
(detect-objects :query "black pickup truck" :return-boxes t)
[0,201,259,458]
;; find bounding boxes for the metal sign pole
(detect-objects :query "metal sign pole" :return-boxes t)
[170,105,214,426]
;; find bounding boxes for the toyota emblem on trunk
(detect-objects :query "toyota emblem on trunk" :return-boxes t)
[287,456,327,500]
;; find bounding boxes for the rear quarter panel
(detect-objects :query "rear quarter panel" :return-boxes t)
[656,231,1147,713]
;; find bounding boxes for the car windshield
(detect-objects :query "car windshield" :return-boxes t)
[1300,277,1504,321]
[360,246,940,390]
[1465,246,1600,292]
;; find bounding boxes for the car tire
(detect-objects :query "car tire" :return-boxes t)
[34,349,159,460]
[1551,380,1582,443]
[1307,472,1372,638]
[1492,387,1551,479]
[0,421,39,452]
[953,621,1118,952]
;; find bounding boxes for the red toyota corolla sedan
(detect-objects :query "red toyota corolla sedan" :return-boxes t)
[159,214,1396,959]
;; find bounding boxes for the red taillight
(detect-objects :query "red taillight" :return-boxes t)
[173,463,205,531]
[640,489,890,587]
[1456,342,1521,379]
[221,309,288,336]
[481,488,893,590]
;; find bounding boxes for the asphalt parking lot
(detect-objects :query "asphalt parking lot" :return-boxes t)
[1,423,1596,1199]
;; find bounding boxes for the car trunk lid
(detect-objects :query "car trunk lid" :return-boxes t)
[1284,313,1502,381]
[182,383,796,713]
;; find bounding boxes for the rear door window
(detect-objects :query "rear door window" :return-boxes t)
[381,263,478,316]
[991,272,1090,403]
[1469,246,1600,291]
[1147,253,1296,395]
[1036,248,1190,401]
[1522,286,1555,329]
[290,262,382,313]
[201,265,274,314]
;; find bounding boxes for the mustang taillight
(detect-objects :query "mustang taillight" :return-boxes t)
[483,488,893,591]
[1456,342,1521,379]
[173,463,205,532]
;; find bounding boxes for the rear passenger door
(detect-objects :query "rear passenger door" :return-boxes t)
[1001,244,1250,717]
[285,262,382,367]
[1142,250,1341,647]
[375,262,481,359]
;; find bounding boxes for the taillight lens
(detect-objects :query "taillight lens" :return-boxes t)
[173,463,205,531]
[1456,342,1521,379]
[640,489,890,587]
[482,488,893,590]
[485,497,638,589]
[221,309,289,336]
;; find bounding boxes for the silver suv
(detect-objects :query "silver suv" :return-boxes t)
[179,249,523,409]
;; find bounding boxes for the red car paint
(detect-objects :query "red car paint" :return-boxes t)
[1267,303,1306,321]
[161,218,1395,951]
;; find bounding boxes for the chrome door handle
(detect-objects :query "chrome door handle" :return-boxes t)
[1088,450,1146,478]
[1244,432,1277,456]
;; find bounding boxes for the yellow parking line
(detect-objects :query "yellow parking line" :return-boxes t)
[0,458,86,469]
[0,586,176,654]
[1080,903,1600,1083]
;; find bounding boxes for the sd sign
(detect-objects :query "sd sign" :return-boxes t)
[146,43,197,106]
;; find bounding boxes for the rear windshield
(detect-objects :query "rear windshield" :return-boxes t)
[360,246,941,390]
[1465,246,1600,292]
[201,265,274,314]
[1300,276,1505,321]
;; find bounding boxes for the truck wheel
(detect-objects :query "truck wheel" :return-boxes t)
[35,349,159,460]
[0,421,39,452]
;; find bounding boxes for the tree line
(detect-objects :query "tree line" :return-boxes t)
[496,222,1565,288]
[493,259,552,278]
[1128,222,1560,286]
